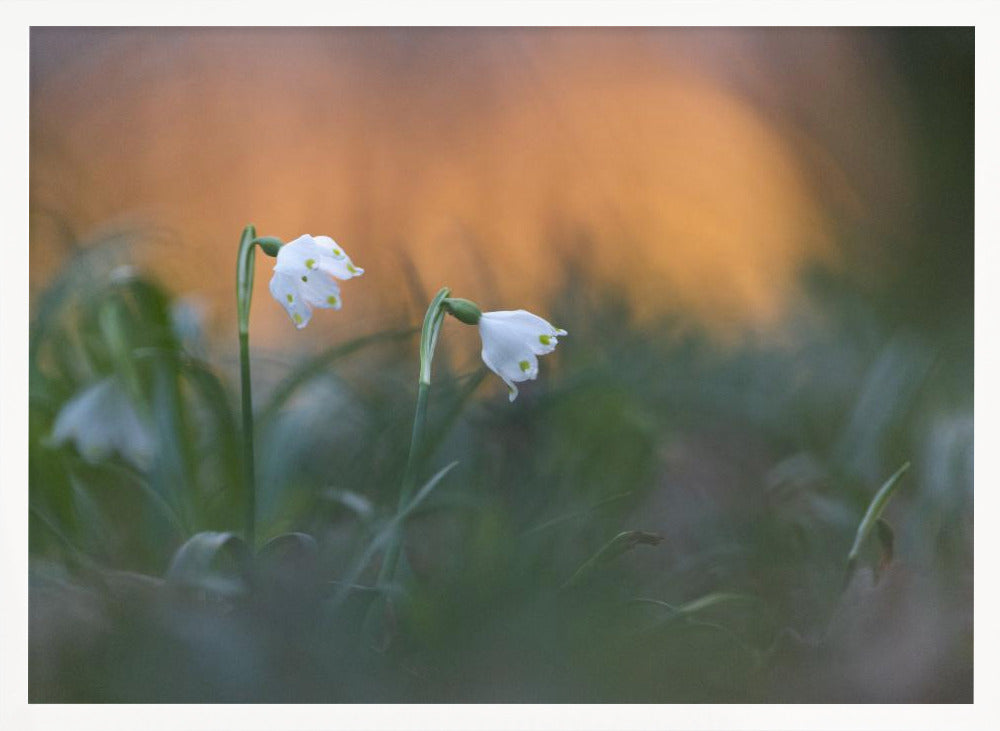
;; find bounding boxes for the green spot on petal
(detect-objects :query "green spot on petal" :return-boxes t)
[286,294,293,303]
[539,334,551,345]
[293,313,303,324]
[519,360,530,372]
[326,296,338,305]
[347,263,358,273]
[305,258,316,269]
[301,275,308,282]
[332,248,342,256]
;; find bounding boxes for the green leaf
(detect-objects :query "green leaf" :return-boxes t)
[561,530,663,589]
[29,503,98,571]
[63,452,188,541]
[631,592,758,621]
[874,518,895,583]
[29,231,137,365]
[844,461,910,586]
[629,593,764,666]
[165,531,250,598]
[327,461,459,607]
[397,460,461,522]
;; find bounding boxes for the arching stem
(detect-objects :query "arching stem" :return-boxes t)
[378,286,451,586]
[236,224,258,549]
[366,286,451,646]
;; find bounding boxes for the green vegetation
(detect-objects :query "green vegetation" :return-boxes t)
[28,236,972,702]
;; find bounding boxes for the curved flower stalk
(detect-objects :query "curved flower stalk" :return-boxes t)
[268,234,364,329]
[50,376,157,470]
[235,226,363,548]
[367,291,567,647]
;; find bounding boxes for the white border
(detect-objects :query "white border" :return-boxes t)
[3,2,999,730]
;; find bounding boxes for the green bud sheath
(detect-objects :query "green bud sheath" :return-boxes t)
[443,297,482,325]
[253,236,283,257]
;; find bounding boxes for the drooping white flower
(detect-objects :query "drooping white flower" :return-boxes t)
[50,376,157,469]
[268,234,364,329]
[478,310,567,401]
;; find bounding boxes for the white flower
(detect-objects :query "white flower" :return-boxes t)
[50,376,157,469]
[478,310,567,401]
[268,234,364,329]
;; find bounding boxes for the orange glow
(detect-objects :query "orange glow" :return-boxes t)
[31,29,865,345]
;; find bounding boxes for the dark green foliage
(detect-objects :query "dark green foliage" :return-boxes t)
[29,238,972,702]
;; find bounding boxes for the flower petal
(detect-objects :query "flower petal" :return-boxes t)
[313,235,365,280]
[50,377,156,468]
[110,385,157,469]
[51,379,116,457]
[273,234,326,276]
[269,234,363,327]
[478,309,567,401]
[479,315,545,402]
[269,270,312,328]
[299,270,343,310]
[479,310,567,355]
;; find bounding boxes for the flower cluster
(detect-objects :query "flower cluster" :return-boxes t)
[265,234,567,401]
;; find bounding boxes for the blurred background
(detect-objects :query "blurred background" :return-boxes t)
[29,27,973,703]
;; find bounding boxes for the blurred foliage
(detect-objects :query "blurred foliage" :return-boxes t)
[28,28,972,704]
[29,235,972,702]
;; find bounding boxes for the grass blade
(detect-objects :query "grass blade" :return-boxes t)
[165,531,250,598]
[844,461,911,585]
[328,461,459,607]
[561,530,663,590]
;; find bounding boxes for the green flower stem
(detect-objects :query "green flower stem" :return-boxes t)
[236,224,259,549]
[376,287,451,591]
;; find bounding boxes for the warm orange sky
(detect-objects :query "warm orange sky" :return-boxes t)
[30,28,913,347]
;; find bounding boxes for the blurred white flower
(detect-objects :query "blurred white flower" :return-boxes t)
[50,376,157,469]
[478,310,567,401]
[170,295,209,357]
[109,264,139,284]
[268,235,364,329]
